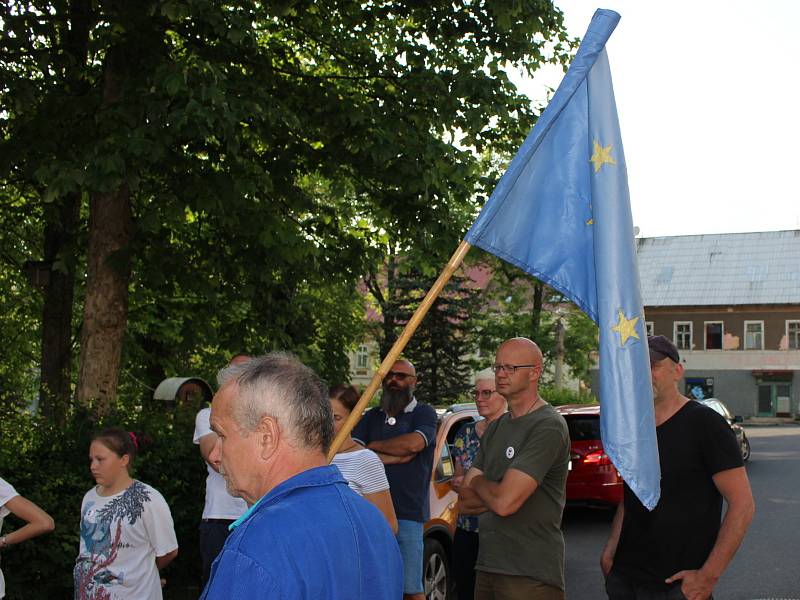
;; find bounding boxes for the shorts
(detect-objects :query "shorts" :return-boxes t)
[396,519,424,595]
[474,571,565,600]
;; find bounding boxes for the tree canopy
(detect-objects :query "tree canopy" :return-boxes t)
[0,0,575,415]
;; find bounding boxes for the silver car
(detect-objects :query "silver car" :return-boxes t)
[698,398,750,462]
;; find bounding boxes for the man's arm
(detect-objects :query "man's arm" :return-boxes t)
[374,451,414,465]
[457,467,488,515]
[367,432,426,457]
[665,466,754,599]
[600,501,624,576]
[198,433,221,472]
[468,468,538,517]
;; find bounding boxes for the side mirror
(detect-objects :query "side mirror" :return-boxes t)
[435,442,455,483]
[733,415,744,423]
[435,456,454,483]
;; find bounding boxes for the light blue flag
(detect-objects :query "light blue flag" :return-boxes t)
[465,9,660,509]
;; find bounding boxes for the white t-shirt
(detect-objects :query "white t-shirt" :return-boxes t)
[0,477,20,599]
[193,407,247,519]
[332,448,390,496]
[73,481,178,600]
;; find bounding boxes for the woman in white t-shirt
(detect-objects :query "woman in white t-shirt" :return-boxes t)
[74,428,178,600]
[0,477,54,599]
[329,385,398,533]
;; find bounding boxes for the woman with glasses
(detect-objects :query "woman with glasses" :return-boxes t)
[329,385,398,533]
[451,368,508,600]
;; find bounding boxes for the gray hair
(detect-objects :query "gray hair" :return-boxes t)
[217,352,334,454]
[474,367,495,384]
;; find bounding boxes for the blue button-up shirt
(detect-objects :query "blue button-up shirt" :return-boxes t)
[201,465,403,600]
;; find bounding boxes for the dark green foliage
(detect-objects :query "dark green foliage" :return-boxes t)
[471,253,599,386]
[0,400,207,599]
[0,0,574,412]
[373,266,481,405]
[539,384,597,407]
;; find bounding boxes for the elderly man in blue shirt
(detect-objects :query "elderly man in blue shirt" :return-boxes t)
[201,353,403,600]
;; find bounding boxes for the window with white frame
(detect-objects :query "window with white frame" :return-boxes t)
[704,321,723,350]
[744,321,764,350]
[787,320,800,350]
[356,344,369,369]
[645,321,654,336]
[674,322,692,350]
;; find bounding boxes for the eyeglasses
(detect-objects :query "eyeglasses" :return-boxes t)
[384,371,415,381]
[492,364,538,375]
[474,389,496,399]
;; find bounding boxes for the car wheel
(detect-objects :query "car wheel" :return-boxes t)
[423,537,450,600]
[741,433,751,462]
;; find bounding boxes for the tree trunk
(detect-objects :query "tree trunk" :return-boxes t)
[39,0,92,420]
[39,193,80,421]
[379,252,398,360]
[75,46,133,416]
[75,186,132,415]
[531,281,544,337]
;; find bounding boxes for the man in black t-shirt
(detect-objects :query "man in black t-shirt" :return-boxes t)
[601,336,754,600]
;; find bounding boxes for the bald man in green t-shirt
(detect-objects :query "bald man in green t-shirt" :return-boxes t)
[458,337,570,600]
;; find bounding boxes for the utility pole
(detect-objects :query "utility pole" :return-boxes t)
[554,311,565,390]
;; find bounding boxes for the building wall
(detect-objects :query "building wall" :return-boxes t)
[644,305,800,351]
[632,305,800,418]
[589,367,800,419]
[681,369,799,418]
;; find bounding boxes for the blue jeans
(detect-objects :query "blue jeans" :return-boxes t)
[396,519,424,595]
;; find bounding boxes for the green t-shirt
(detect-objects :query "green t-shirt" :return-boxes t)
[472,402,570,590]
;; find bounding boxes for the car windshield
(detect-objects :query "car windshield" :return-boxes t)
[566,416,601,441]
[701,399,731,419]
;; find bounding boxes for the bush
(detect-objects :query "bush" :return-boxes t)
[540,385,597,407]
[0,401,207,599]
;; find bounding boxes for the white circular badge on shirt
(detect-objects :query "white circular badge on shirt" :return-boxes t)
[506,446,515,459]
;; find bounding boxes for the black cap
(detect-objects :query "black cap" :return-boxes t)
[647,335,680,363]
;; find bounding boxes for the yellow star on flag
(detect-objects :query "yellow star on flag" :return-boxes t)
[590,140,616,173]
[611,309,640,346]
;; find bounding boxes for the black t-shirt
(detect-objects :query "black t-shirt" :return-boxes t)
[613,400,743,589]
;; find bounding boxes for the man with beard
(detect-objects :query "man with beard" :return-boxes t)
[352,359,438,600]
[600,336,754,600]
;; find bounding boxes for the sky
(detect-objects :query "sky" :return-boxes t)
[512,0,800,238]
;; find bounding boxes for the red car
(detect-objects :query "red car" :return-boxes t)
[556,404,623,507]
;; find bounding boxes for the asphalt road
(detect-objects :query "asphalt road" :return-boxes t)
[562,425,800,599]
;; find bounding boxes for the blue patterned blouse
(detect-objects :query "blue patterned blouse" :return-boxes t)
[452,420,482,531]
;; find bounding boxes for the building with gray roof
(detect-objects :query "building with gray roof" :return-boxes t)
[637,230,800,419]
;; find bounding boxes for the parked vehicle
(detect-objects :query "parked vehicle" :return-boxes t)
[697,398,751,462]
[424,404,479,600]
[556,404,623,507]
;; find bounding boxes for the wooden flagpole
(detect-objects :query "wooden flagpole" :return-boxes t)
[326,239,473,461]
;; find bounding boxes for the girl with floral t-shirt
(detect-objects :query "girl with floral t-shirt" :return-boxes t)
[74,428,178,600]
